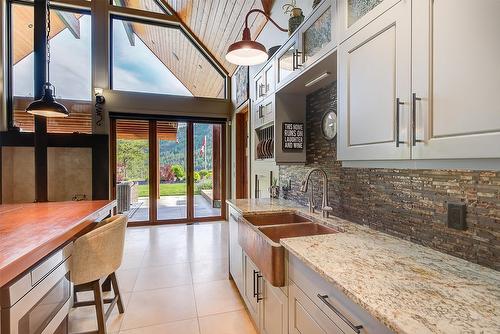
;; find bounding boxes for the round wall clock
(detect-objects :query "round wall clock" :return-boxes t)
[321,111,337,140]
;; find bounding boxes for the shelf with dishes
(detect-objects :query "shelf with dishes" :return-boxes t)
[256,125,274,160]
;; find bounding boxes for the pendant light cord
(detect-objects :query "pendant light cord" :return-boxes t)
[46,0,51,83]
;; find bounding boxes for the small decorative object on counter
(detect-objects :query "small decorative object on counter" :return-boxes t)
[269,177,280,199]
[283,1,305,35]
[281,179,292,199]
[313,0,322,9]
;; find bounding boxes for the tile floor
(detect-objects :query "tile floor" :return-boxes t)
[69,222,257,334]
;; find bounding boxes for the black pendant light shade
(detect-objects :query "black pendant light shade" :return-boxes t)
[26,0,69,118]
[26,82,69,117]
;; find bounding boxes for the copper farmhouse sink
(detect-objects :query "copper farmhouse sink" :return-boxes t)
[259,223,337,243]
[242,212,312,226]
[238,213,338,287]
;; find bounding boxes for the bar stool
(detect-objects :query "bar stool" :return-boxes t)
[70,215,128,334]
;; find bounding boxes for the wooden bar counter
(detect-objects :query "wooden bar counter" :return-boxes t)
[0,200,116,287]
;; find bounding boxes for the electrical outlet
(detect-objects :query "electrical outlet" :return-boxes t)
[447,203,467,230]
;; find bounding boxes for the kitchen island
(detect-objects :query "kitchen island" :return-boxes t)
[0,200,116,334]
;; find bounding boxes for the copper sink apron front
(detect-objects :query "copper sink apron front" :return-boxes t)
[238,213,338,287]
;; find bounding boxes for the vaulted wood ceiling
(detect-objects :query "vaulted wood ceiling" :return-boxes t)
[12,1,272,99]
[162,0,271,75]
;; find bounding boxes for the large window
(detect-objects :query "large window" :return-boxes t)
[111,17,226,99]
[11,3,92,133]
[111,0,167,14]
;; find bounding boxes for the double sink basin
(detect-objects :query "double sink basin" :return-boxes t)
[238,212,338,287]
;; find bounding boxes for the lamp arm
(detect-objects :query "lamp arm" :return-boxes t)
[245,9,288,32]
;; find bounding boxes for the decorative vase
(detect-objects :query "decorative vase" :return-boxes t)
[288,8,304,35]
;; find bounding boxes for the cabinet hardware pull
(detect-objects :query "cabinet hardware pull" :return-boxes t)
[396,98,405,147]
[412,93,422,146]
[253,270,258,298]
[317,294,363,334]
[293,50,303,70]
[256,273,263,302]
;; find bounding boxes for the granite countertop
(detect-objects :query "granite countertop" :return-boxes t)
[227,198,500,334]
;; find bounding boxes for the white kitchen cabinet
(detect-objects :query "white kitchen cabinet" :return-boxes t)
[289,281,343,334]
[289,254,393,334]
[411,0,500,159]
[338,0,411,161]
[338,0,401,43]
[243,254,261,325]
[299,0,337,69]
[228,207,243,293]
[260,278,288,334]
[275,35,302,90]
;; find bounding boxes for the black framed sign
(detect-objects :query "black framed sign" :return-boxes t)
[282,122,304,151]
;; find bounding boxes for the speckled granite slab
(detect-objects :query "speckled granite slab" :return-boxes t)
[227,199,500,334]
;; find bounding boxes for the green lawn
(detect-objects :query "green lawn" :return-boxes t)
[137,183,201,197]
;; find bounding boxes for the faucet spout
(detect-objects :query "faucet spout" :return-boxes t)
[299,168,331,217]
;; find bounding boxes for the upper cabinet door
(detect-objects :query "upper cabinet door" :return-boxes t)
[275,35,301,90]
[338,0,411,161]
[412,0,500,159]
[338,0,401,43]
[299,0,337,68]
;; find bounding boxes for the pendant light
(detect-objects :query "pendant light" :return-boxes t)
[26,0,69,117]
[226,9,288,66]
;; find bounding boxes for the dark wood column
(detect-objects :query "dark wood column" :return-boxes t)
[34,0,48,202]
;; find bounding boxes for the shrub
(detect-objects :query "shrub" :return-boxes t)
[196,179,213,193]
[160,164,175,182]
[194,171,201,182]
[199,169,210,178]
[171,164,185,180]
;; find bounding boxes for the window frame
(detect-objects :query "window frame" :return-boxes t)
[109,14,227,99]
[5,0,230,133]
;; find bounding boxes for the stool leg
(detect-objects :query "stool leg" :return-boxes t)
[93,280,107,334]
[110,272,125,314]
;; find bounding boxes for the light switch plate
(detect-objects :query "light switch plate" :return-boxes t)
[447,203,467,230]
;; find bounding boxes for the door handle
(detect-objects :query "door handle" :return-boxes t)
[412,93,422,146]
[396,98,405,147]
[317,294,363,334]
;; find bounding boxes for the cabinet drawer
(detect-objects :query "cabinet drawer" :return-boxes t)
[31,243,73,286]
[289,281,343,334]
[289,254,393,334]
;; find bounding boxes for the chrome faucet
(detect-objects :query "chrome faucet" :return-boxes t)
[300,168,333,218]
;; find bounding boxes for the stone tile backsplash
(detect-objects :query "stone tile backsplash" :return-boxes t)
[279,82,500,270]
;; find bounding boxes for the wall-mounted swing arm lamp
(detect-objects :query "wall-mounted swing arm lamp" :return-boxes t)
[226,9,288,66]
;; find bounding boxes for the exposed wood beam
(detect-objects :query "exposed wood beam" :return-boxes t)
[158,0,228,76]
[115,0,136,45]
[261,0,275,15]
[56,11,80,39]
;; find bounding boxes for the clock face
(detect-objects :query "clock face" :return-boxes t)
[321,111,337,140]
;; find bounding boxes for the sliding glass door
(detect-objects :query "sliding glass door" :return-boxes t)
[112,118,225,224]
[157,121,188,221]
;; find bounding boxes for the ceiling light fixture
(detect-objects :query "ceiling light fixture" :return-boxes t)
[26,0,69,118]
[226,9,288,66]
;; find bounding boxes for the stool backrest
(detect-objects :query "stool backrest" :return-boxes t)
[70,215,128,285]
